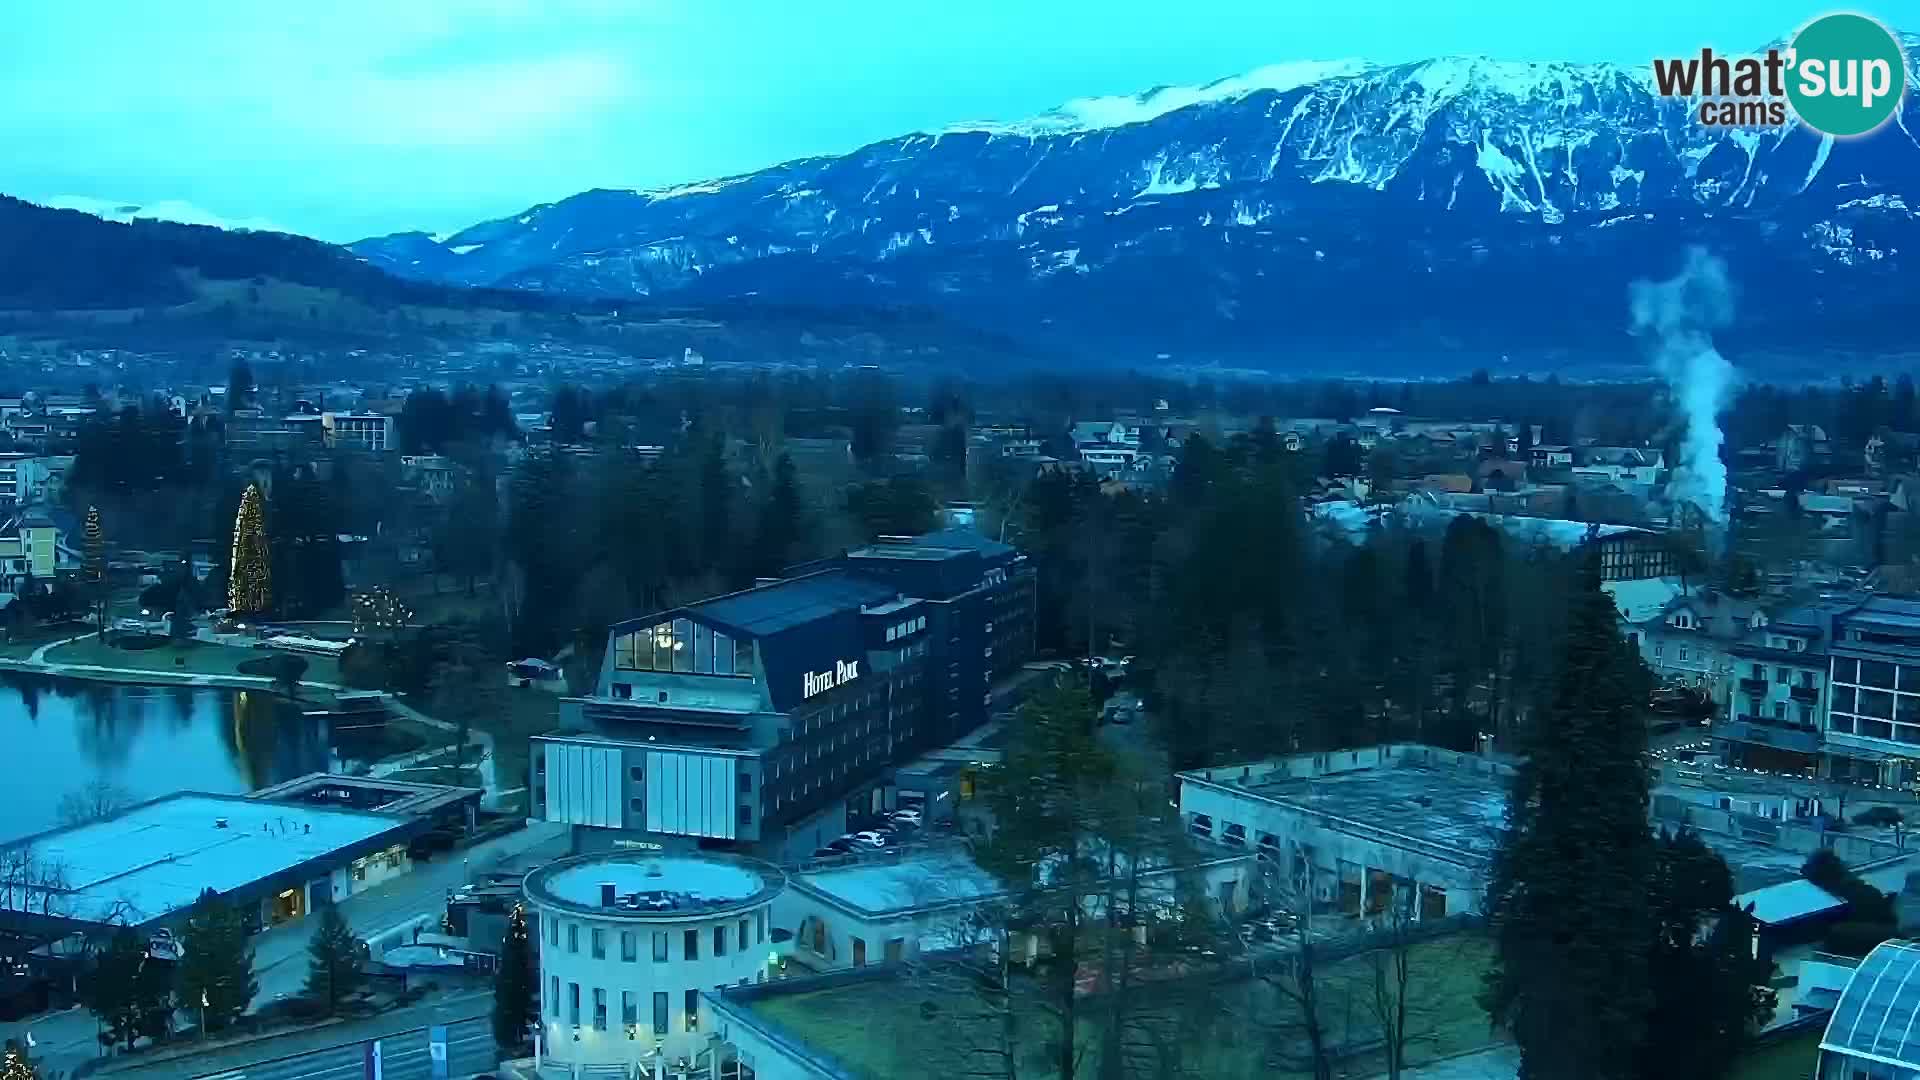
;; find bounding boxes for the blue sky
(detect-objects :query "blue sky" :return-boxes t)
[0,0,1896,242]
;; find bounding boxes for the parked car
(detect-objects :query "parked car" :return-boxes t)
[826,837,857,853]
[889,808,924,827]
[848,831,888,848]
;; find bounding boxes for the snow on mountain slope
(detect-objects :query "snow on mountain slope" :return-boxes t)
[352,40,1920,361]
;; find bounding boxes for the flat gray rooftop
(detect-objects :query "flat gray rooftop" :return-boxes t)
[794,849,1004,916]
[525,852,784,920]
[1236,764,1508,856]
[2,793,414,926]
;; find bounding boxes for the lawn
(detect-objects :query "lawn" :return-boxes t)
[43,636,344,685]
[1731,1029,1820,1080]
[749,932,1496,1080]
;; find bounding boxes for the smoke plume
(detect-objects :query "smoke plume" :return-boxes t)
[1629,247,1737,524]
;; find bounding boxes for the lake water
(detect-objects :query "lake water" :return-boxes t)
[0,674,340,845]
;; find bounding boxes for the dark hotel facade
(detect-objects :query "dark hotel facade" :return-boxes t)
[531,529,1035,859]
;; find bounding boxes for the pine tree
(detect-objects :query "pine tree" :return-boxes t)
[82,927,144,1050]
[303,906,363,1015]
[177,889,258,1033]
[492,903,537,1052]
[1481,558,1655,1080]
[228,484,272,615]
[749,453,803,578]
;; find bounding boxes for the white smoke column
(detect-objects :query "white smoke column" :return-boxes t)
[1628,247,1737,523]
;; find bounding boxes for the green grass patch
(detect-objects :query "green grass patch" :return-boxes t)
[45,638,343,684]
[750,933,1496,1080]
[1731,1028,1820,1080]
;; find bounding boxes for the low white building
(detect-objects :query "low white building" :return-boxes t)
[1178,744,1509,921]
[523,851,786,1074]
[775,843,1256,973]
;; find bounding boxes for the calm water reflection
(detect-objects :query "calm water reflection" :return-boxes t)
[0,674,337,844]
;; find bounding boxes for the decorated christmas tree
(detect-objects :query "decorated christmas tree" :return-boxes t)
[83,506,104,584]
[1,1040,38,1080]
[229,484,272,615]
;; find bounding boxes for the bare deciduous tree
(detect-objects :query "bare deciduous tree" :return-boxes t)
[56,780,132,828]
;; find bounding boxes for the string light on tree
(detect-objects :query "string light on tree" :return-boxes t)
[83,507,104,584]
[351,587,413,636]
[1,1041,38,1080]
[229,484,272,615]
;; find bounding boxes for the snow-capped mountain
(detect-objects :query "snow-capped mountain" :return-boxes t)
[355,42,1920,366]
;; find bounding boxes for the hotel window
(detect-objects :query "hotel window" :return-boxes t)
[653,932,668,962]
[685,988,700,1032]
[1775,667,1789,684]
[684,928,698,961]
[620,931,636,962]
[1832,713,1856,734]
[547,917,559,947]
[738,919,749,951]
[694,622,712,673]
[568,983,580,1026]
[567,924,578,954]
[592,988,607,1031]
[622,991,637,1028]
[1864,661,1897,689]
[714,925,727,957]
[549,976,559,1017]
[1677,646,1690,662]
[591,928,606,959]
[756,910,765,944]
[614,631,640,670]
[652,992,669,1036]
[738,805,752,827]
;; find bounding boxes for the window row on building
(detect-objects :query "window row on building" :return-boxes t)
[544,911,767,962]
[612,618,755,676]
[547,978,760,1035]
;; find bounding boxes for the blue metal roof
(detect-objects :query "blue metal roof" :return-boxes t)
[1822,939,1920,1066]
[900,527,1015,558]
[682,570,898,639]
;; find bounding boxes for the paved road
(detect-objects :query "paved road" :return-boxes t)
[192,1016,493,1080]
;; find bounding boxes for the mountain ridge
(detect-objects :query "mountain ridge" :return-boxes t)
[349,37,1920,365]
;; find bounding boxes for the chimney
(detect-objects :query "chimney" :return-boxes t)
[599,882,616,907]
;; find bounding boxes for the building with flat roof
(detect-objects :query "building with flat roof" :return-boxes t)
[0,790,435,940]
[532,529,1034,861]
[1822,596,1920,787]
[247,772,482,831]
[1178,744,1511,921]
[522,851,786,1071]
[775,843,1254,973]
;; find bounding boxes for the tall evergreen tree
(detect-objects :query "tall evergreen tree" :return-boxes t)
[1481,558,1654,1080]
[228,484,272,615]
[1639,829,1776,1080]
[749,453,803,579]
[303,906,364,1015]
[177,890,257,1033]
[82,927,174,1050]
[492,904,537,1052]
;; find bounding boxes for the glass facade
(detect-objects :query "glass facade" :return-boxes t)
[612,617,755,676]
[1829,658,1920,745]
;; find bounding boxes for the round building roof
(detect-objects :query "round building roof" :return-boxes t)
[523,851,785,921]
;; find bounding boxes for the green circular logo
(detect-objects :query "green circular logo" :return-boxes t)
[1786,13,1908,137]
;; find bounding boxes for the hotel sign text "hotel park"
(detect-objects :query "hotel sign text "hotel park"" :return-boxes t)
[803,659,862,700]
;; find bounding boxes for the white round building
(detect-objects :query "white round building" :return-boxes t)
[523,851,786,1072]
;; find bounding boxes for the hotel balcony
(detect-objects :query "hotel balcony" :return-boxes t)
[1713,715,1823,754]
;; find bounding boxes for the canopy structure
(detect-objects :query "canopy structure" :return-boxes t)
[1823,939,1920,1069]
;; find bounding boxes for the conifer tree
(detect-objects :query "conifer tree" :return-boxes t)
[177,889,257,1033]
[1481,557,1654,1080]
[492,903,537,1052]
[228,484,271,614]
[303,906,363,1015]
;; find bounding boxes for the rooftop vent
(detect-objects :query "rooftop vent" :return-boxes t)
[646,864,664,879]
[214,818,229,829]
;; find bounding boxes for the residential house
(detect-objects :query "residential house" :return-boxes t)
[0,511,81,592]
[1634,591,1769,697]
[1798,493,1857,532]
[321,412,394,453]
[1714,602,1846,777]
[1776,425,1832,473]
[1821,595,1920,787]
[1474,459,1530,492]
[0,454,52,508]
[1572,447,1665,490]
[1530,445,1574,469]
